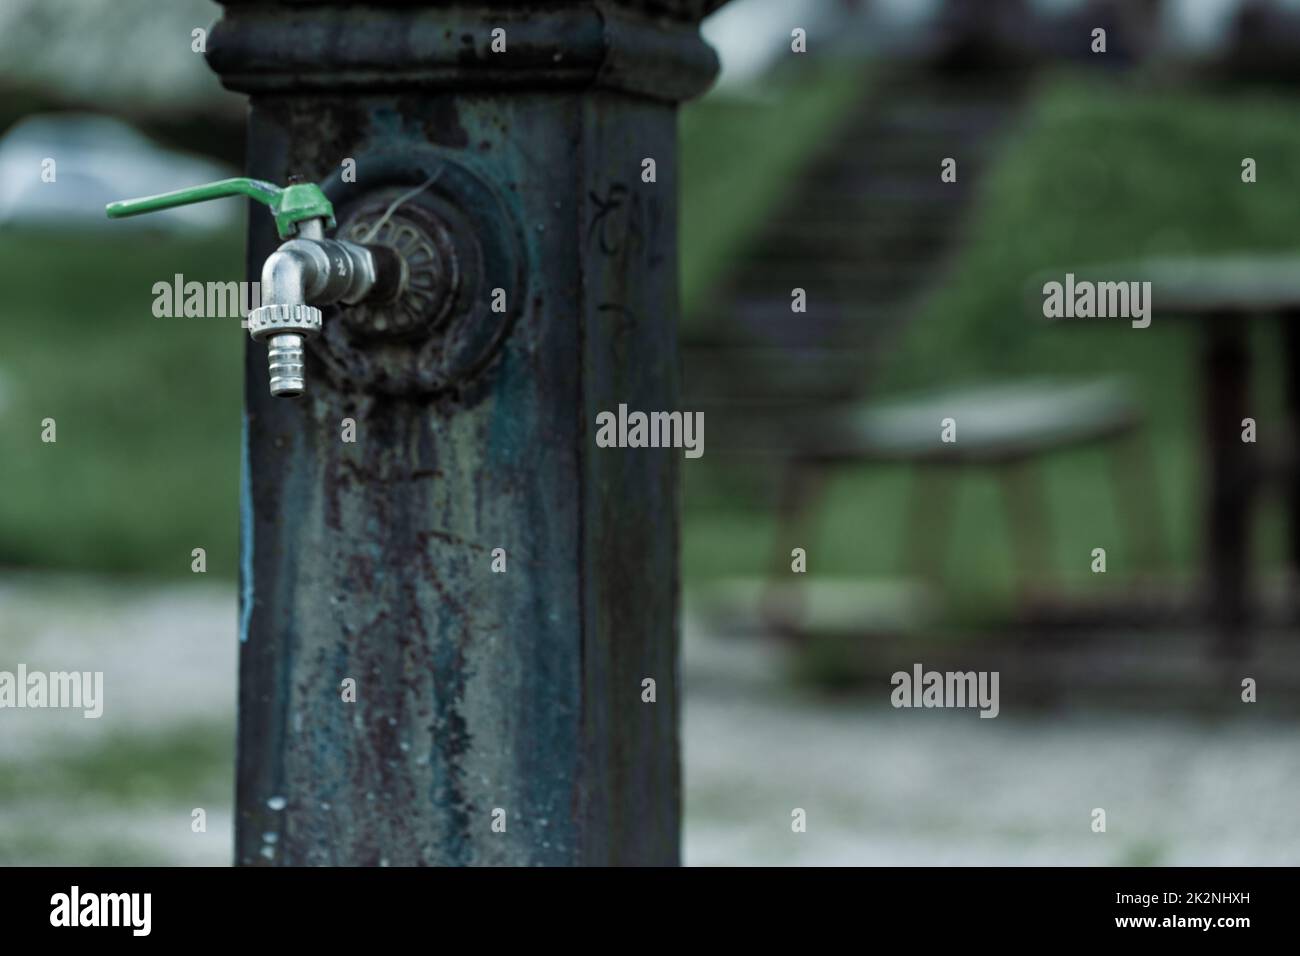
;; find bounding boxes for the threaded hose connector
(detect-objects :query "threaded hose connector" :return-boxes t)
[266,334,306,397]
[247,303,323,398]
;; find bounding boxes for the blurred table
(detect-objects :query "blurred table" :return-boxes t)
[1063,255,1300,654]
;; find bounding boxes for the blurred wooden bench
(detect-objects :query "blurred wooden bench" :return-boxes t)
[684,347,1164,624]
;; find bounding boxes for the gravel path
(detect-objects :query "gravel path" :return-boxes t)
[2,574,1296,865]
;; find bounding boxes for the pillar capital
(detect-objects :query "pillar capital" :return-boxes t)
[208,1,723,102]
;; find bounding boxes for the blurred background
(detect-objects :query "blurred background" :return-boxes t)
[4,0,1300,864]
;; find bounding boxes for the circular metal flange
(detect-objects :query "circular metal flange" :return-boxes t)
[317,153,525,397]
[340,199,460,342]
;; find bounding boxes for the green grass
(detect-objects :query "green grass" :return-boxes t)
[887,73,1300,384]
[0,721,232,805]
[0,227,244,578]
[684,72,1300,616]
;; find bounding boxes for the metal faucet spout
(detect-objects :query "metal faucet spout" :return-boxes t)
[247,226,404,396]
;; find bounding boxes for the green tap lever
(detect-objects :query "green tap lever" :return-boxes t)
[105,177,336,239]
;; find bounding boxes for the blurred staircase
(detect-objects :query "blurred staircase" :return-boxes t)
[684,67,1033,411]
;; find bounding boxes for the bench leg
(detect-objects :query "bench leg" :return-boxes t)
[904,464,957,587]
[1203,317,1253,658]
[1281,311,1300,623]
[996,458,1052,609]
[1110,427,1168,587]
[762,455,830,634]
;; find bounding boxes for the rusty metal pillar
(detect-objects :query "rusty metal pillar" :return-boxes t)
[207,0,723,866]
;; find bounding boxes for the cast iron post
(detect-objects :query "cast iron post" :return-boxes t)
[207,0,724,866]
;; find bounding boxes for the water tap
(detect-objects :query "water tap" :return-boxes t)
[106,177,405,396]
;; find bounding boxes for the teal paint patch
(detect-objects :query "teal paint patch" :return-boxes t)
[239,411,254,644]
